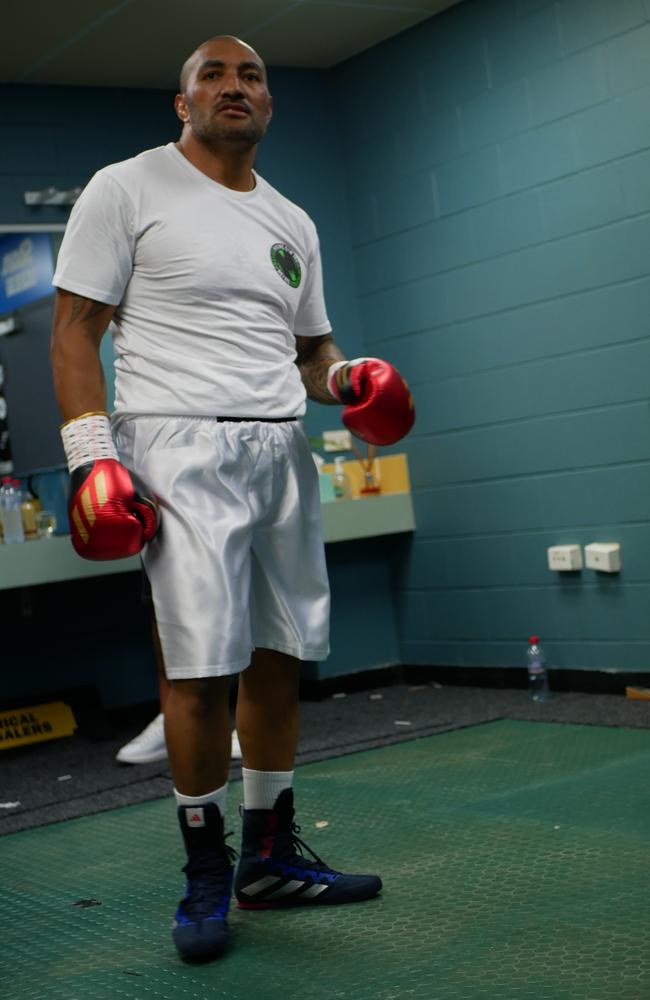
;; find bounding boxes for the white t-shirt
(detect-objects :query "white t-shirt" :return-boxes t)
[53,143,332,418]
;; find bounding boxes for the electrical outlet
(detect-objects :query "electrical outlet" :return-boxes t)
[323,429,352,452]
[547,545,583,571]
[584,543,621,573]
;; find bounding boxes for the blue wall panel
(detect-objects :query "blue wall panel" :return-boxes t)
[460,79,531,150]
[374,277,650,381]
[486,4,562,86]
[620,149,650,214]
[435,145,503,214]
[540,162,624,238]
[412,340,650,433]
[419,35,489,110]
[334,0,650,675]
[407,403,650,488]
[574,82,650,168]
[527,46,609,125]
[498,117,579,194]
[606,21,650,95]
[558,0,646,54]
[410,464,650,538]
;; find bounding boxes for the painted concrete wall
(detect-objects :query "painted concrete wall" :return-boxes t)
[334,0,650,672]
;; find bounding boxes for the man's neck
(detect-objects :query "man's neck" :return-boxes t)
[176,134,256,192]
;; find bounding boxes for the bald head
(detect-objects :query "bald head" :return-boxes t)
[179,35,266,93]
[174,34,273,154]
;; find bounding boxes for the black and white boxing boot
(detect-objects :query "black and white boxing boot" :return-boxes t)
[234,788,382,909]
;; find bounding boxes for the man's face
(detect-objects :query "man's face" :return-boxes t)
[176,38,272,148]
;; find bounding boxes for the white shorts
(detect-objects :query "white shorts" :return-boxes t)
[113,415,331,679]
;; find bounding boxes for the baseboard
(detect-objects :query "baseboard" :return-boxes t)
[399,664,650,696]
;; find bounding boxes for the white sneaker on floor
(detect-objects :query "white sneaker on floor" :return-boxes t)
[116,714,242,764]
[116,713,167,764]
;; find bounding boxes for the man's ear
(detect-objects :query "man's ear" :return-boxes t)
[174,94,189,123]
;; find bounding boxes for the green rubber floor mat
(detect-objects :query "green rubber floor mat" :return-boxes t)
[4,719,649,1000]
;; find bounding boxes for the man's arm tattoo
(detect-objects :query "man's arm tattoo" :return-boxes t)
[67,294,112,327]
[299,354,344,404]
[296,335,345,405]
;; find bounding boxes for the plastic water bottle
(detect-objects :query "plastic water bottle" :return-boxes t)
[526,635,549,702]
[0,476,25,543]
[332,456,352,500]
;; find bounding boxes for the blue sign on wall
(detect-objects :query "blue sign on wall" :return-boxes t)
[0,233,54,315]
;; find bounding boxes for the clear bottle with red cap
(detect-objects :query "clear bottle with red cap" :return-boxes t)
[526,635,549,702]
[0,476,24,543]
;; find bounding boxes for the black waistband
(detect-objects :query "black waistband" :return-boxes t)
[216,416,297,423]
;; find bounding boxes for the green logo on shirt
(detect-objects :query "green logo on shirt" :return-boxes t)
[270,243,301,289]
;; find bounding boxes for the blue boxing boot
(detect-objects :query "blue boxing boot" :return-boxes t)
[234,788,382,909]
[172,803,236,961]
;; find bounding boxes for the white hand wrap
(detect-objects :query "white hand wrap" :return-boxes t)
[326,358,371,399]
[60,412,119,474]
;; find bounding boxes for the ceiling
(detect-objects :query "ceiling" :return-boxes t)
[3,0,463,90]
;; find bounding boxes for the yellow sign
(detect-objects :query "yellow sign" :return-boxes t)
[0,701,77,749]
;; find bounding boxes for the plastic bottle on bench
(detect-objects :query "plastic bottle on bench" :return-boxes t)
[526,635,549,703]
[332,456,352,500]
[0,476,25,543]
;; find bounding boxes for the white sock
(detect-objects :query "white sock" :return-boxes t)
[242,768,293,810]
[174,783,228,818]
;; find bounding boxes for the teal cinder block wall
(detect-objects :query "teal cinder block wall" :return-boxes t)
[333,0,650,673]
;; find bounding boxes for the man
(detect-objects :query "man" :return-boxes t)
[50,35,414,963]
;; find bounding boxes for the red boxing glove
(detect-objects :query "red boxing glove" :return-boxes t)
[68,458,160,560]
[61,412,160,561]
[328,358,415,446]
